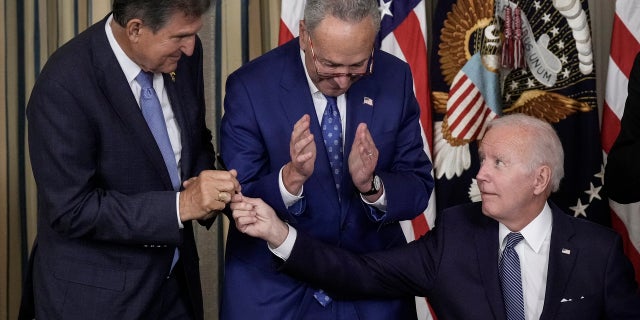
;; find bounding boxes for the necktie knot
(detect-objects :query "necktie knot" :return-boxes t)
[504,232,524,249]
[325,95,338,109]
[136,70,154,89]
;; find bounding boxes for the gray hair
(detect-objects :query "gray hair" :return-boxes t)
[485,114,565,192]
[304,0,381,34]
[113,0,212,32]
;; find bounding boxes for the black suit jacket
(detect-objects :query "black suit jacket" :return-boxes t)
[283,202,640,319]
[605,52,640,203]
[22,15,214,319]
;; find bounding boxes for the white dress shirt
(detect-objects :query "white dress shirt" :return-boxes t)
[499,202,552,320]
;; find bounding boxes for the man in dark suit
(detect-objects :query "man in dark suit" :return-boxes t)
[219,0,433,319]
[233,114,640,319]
[606,51,640,204]
[21,1,240,319]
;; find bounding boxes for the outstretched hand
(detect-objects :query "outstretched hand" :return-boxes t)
[231,194,289,247]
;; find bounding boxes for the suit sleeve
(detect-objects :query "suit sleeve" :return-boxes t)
[220,72,293,218]
[281,222,443,299]
[605,52,640,203]
[602,234,640,318]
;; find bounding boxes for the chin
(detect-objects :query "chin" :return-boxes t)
[480,202,498,217]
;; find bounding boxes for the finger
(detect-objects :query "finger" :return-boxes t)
[234,215,258,227]
[182,177,197,188]
[230,199,254,211]
[217,191,232,203]
[291,115,311,141]
[242,196,267,209]
[231,193,244,203]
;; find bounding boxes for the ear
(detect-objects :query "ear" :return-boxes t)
[533,165,551,196]
[126,18,145,42]
[299,20,308,51]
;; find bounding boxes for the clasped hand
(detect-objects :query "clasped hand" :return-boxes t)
[230,194,289,247]
[179,169,241,221]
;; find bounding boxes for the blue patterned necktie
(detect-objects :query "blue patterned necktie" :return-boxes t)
[321,95,343,194]
[136,70,180,272]
[312,95,343,307]
[499,232,525,320]
[136,70,181,191]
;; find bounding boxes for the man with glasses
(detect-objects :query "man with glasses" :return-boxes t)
[220,0,433,319]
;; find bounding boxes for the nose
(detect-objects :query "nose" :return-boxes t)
[332,74,353,89]
[180,35,197,56]
[476,162,489,183]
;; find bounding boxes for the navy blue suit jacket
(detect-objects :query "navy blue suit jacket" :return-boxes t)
[283,202,640,319]
[23,15,214,319]
[220,38,434,319]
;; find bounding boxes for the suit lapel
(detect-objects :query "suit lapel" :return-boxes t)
[92,17,174,190]
[336,86,376,223]
[474,215,507,320]
[164,73,193,183]
[539,205,577,320]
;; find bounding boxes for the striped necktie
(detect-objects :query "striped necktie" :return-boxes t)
[499,232,525,320]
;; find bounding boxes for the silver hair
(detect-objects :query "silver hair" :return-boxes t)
[485,114,565,192]
[304,0,381,34]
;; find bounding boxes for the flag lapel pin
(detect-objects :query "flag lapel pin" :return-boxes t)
[562,248,571,255]
[363,97,373,106]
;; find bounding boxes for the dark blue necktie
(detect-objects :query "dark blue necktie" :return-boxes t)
[321,95,343,194]
[499,232,525,320]
[312,95,343,307]
[136,70,180,271]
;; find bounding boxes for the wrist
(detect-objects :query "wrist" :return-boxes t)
[269,221,290,247]
[360,174,381,196]
[282,163,306,194]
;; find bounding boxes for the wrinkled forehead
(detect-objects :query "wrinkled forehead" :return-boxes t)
[479,125,530,158]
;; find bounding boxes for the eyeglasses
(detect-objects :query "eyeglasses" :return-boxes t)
[308,36,374,79]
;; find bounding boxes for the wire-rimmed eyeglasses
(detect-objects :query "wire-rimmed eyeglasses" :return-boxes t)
[308,36,374,79]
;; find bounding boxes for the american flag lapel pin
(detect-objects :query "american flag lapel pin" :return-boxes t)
[363,96,373,106]
[562,248,571,255]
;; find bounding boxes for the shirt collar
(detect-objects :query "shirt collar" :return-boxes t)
[300,49,322,97]
[105,14,144,86]
[499,202,553,253]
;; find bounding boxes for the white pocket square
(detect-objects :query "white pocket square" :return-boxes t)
[561,296,585,303]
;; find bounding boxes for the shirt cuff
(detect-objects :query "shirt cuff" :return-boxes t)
[176,192,184,229]
[360,184,387,212]
[279,166,304,208]
[269,224,297,261]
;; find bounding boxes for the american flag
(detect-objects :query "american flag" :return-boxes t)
[279,1,436,318]
[601,0,640,285]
